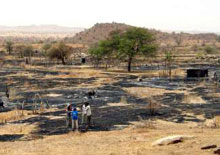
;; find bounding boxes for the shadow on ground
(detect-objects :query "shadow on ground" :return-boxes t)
[0,134,24,142]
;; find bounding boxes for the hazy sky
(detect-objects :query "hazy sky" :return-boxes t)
[0,0,220,32]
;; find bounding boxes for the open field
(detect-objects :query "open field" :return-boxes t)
[0,54,220,155]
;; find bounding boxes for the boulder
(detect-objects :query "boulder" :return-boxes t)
[201,144,217,150]
[214,148,220,155]
[152,135,194,146]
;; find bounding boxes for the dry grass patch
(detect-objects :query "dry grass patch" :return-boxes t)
[0,118,220,155]
[105,68,185,78]
[74,77,117,88]
[133,116,156,130]
[0,123,35,135]
[6,72,35,79]
[158,68,186,77]
[0,110,30,124]
[123,87,186,99]
[45,69,106,79]
[182,93,206,104]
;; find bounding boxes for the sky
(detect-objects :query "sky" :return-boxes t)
[0,0,220,32]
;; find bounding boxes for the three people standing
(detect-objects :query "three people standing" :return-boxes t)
[66,102,92,131]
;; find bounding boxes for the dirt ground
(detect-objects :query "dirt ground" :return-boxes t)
[0,116,219,155]
[0,55,220,155]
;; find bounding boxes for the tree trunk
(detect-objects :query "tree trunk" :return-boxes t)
[127,57,132,72]
[61,57,66,65]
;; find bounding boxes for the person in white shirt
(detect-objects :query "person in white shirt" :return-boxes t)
[81,103,87,124]
[85,102,92,128]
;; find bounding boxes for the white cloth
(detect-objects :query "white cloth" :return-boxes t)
[86,105,92,116]
[82,104,87,114]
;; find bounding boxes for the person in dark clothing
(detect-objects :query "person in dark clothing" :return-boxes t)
[5,87,9,99]
[0,98,4,110]
[66,103,72,128]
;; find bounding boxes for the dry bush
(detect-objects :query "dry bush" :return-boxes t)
[146,98,161,116]
[134,115,156,129]
[39,101,45,113]
[158,68,185,77]
[158,70,169,77]
[215,116,220,128]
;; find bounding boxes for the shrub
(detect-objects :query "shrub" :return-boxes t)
[47,42,72,65]
[204,46,216,54]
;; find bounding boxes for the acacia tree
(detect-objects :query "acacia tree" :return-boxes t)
[164,51,175,77]
[47,42,71,65]
[118,28,157,71]
[89,27,157,72]
[5,41,14,55]
[89,39,117,68]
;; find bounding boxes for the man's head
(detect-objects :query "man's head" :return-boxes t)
[85,102,89,106]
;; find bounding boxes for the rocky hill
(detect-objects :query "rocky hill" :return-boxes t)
[65,22,132,45]
[66,22,219,47]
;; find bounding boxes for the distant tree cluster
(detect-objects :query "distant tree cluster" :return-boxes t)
[15,44,34,58]
[47,42,72,65]
[89,27,158,72]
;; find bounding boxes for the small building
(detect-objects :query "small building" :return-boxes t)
[187,69,208,78]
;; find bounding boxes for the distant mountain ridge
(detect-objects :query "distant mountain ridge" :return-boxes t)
[0,25,85,43]
[0,25,85,33]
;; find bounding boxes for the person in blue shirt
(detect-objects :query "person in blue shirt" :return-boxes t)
[72,107,79,131]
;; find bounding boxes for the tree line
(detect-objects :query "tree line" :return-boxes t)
[4,27,218,72]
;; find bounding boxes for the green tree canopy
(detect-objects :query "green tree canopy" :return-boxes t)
[89,27,158,71]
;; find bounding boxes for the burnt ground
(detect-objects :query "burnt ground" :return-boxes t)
[0,57,220,141]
